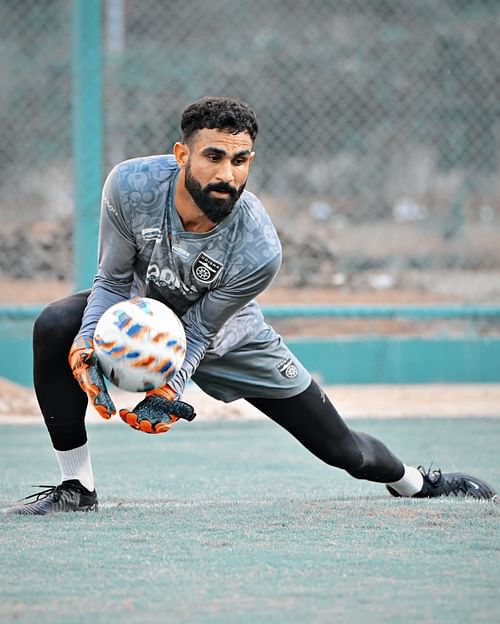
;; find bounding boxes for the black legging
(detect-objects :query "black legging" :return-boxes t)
[248,382,404,483]
[34,292,404,483]
[33,290,91,451]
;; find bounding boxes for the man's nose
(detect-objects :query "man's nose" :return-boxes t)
[215,160,234,183]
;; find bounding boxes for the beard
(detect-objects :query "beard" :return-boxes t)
[184,163,246,224]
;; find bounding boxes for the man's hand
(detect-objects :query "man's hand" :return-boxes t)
[119,385,196,434]
[69,336,116,420]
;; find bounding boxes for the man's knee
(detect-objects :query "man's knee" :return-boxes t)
[320,432,364,472]
[344,430,404,482]
[34,297,85,353]
[34,304,71,344]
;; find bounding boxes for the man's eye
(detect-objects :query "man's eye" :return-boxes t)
[208,155,221,162]
[233,158,246,166]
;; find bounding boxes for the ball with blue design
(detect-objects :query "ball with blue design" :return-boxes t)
[93,297,186,392]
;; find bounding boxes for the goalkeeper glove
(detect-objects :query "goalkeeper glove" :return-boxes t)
[119,385,196,434]
[69,336,116,420]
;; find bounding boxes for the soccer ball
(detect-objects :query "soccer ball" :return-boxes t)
[93,297,186,392]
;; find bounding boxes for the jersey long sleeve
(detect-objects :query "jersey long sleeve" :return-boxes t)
[79,165,137,338]
[77,154,283,397]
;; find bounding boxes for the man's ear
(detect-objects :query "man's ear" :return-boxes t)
[173,142,190,168]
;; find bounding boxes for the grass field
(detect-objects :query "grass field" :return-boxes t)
[1,417,499,624]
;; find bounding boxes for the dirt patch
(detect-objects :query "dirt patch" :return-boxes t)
[1,379,499,424]
[0,279,455,306]
[0,378,40,418]
[0,279,72,306]
[3,218,500,304]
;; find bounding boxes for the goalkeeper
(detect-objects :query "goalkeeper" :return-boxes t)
[6,97,495,514]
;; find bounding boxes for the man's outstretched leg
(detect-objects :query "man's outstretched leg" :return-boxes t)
[247,380,495,500]
[6,291,98,515]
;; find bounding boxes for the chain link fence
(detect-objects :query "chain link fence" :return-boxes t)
[1,0,500,301]
[0,0,72,279]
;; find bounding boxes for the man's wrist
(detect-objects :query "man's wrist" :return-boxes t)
[72,335,94,351]
[147,385,175,401]
[69,335,94,369]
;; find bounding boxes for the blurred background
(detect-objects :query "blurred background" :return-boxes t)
[1,0,500,304]
[0,0,500,386]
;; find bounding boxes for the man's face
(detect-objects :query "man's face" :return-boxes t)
[181,128,254,223]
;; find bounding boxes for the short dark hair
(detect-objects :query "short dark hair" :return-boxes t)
[180,97,258,145]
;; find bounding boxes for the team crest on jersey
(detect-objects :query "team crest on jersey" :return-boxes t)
[277,357,299,379]
[192,252,223,284]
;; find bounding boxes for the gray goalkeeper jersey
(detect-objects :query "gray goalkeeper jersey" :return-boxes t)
[79,154,284,397]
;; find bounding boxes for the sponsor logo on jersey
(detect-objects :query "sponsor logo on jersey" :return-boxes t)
[192,252,223,284]
[103,195,119,217]
[146,263,198,295]
[172,245,190,260]
[141,228,162,241]
[277,357,299,379]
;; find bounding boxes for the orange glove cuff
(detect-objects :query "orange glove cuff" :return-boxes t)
[146,384,175,401]
[68,335,116,420]
[69,336,94,370]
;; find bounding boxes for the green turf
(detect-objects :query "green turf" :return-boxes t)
[1,418,499,624]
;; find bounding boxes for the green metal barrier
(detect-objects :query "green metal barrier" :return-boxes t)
[0,315,35,387]
[2,304,500,321]
[288,337,500,384]
[72,0,102,291]
[261,305,500,320]
[1,304,499,387]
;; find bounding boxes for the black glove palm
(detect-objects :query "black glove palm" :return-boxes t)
[119,386,196,434]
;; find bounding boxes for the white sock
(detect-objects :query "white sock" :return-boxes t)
[387,465,424,497]
[54,443,95,492]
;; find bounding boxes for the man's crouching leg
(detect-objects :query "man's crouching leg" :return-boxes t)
[247,380,405,483]
[247,380,496,500]
[5,292,98,515]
